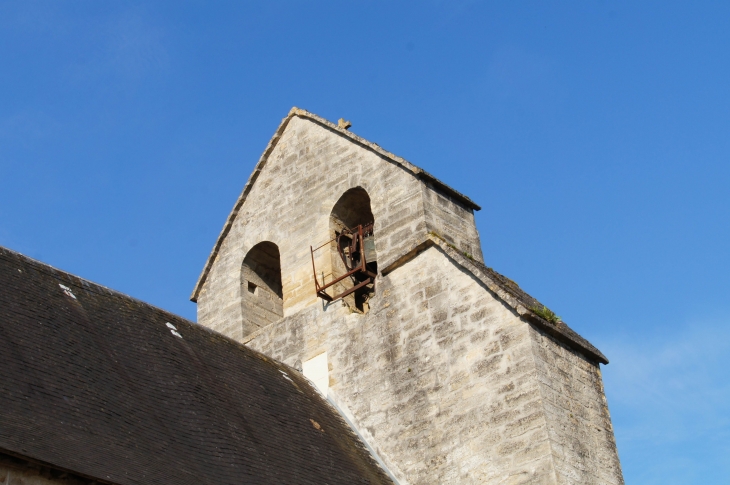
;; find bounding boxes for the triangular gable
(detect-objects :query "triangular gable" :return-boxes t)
[190,107,480,302]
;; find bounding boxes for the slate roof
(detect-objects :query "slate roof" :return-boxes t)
[0,246,393,485]
[191,107,481,302]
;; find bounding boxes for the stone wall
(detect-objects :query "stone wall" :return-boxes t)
[530,327,624,484]
[243,246,624,484]
[421,183,484,263]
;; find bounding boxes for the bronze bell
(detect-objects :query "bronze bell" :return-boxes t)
[363,234,377,263]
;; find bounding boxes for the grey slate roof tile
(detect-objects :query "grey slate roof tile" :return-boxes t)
[0,246,393,485]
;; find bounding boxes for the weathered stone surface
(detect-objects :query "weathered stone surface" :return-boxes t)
[194,108,624,484]
[247,247,557,484]
[530,327,623,485]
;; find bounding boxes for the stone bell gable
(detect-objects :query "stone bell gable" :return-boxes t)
[192,108,624,485]
[192,107,484,338]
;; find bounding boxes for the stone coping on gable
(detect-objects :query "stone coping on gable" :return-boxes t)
[383,234,609,365]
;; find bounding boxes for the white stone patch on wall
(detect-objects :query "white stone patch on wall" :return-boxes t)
[303,352,329,396]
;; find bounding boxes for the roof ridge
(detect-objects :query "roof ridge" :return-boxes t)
[0,245,195,326]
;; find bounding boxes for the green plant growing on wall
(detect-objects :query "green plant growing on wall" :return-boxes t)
[530,305,561,324]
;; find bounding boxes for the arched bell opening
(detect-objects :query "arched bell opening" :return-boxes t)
[241,241,283,336]
[328,187,377,313]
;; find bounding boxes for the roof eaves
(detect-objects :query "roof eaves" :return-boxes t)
[0,448,122,485]
[190,107,481,302]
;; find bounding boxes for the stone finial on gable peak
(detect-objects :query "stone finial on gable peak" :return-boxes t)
[338,118,352,130]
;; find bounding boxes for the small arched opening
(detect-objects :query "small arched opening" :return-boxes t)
[329,187,377,313]
[241,241,283,336]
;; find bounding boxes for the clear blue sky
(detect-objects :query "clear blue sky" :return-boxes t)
[1,2,728,482]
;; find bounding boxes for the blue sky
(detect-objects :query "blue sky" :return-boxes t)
[1,2,728,482]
